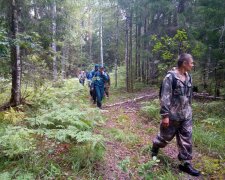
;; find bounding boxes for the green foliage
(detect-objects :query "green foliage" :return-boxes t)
[191,101,225,157]
[118,157,131,173]
[193,124,224,157]
[151,30,190,73]
[68,142,105,172]
[107,128,139,145]
[0,78,106,178]
[0,171,35,180]
[138,156,160,178]
[43,163,62,178]
[192,101,225,136]
[0,29,9,57]
[3,107,26,124]
[0,28,10,77]
[0,126,36,158]
[195,156,225,177]
[110,66,126,90]
[140,100,160,123]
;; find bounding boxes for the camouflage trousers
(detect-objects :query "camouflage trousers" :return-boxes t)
[153,118,193,163]
[104,82,110,97]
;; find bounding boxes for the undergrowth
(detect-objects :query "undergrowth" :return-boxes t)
[0,79,105,179]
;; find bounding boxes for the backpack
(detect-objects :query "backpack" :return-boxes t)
[159,72,192,99]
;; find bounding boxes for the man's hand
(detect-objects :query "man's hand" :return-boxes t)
[161,117,169,128]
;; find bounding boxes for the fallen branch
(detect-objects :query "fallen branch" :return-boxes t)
[193,93,224,100]
[104,93,158,108]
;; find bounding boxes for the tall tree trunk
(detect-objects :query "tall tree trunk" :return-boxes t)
[129,10,133,92]
[61,43,68,79]
[51,0,57,81]
[114,7,119,88]
[135,22,137,78]
[125,16,129,92]
[88,14,93,62]
[136,17,141,79]
[142,16,147,83]
[10,0,21,106]
[100,12,103,66]
[205,45,211,89]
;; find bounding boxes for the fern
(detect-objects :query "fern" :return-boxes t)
[3,107,26,124]
[0,126,36,158]
[35,126,104,145]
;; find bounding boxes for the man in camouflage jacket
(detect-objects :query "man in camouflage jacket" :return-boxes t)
[151,53,200,177]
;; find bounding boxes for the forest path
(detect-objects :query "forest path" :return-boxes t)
[94,89,202,179]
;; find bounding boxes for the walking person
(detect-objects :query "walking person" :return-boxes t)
[78,70,86,86]
[90,64,99,104]
[151,53,201,176]
[104,69,110,98]
[91,65,108,109]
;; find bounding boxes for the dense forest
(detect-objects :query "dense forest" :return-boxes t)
[0,0,224,179]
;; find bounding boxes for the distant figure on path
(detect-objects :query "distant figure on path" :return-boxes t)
[78,71,86,86]
[151,53,201,177]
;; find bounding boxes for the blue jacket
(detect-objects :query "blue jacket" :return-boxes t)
[91,71,108,87]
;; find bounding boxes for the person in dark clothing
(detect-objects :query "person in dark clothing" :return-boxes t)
[104,69,110,98]
[89,64,99,104]
[91,65,108,108]
[151,53,201,177]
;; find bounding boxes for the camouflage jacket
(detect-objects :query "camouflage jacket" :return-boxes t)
[160,69,193,121]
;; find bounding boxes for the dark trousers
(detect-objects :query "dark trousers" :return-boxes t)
[95,85,104,108]
[153,118,193,163]
[91,88,96,102]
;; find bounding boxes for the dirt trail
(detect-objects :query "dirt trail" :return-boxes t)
[95,89,203,180]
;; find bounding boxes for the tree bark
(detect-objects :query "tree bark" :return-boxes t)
[100,11,103,66]
[88,14,93,62]
[114,7,119,88]
[10,0,21,106]
[51,0,57,81]
[61,43,68,79]
[125,16,129,92]
[129,10,133,92]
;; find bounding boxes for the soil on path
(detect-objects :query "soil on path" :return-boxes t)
[94,89,203,180]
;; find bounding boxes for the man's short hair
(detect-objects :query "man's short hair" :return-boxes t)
[177,53,193,67]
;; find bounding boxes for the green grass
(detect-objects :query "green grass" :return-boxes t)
[106,128,139,145]
[139,100,160,124]
[193,124,225,157]
[192,100,225,157]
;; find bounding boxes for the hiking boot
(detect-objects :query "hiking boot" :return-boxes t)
[179,163,201,176]
[151,146,159,157]
[97,102,102,109]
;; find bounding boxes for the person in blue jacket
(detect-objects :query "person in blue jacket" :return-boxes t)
[91,65,108,108]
